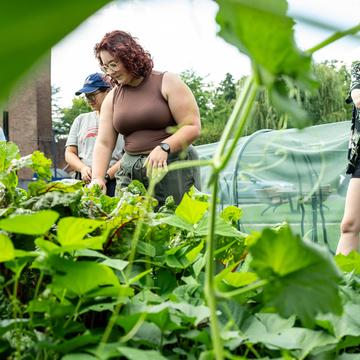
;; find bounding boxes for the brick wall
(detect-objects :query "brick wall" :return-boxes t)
[7,55,54,179]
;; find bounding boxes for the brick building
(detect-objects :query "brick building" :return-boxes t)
[1,55,67,180]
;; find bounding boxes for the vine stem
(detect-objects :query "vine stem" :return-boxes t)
[97,179,157,354]
[218,81,258,173]
[119,312,147,343]
[125,178,156,278]
[97,302,123,356]
[204,75,258,360]
[204,175,224,360]
[64,297,82,328]
[306,23,360,54]
[214,76,253,165]
[166,158,212,173]
[33,270,44,300]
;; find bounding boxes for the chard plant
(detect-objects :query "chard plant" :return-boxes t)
[1,0,360,359]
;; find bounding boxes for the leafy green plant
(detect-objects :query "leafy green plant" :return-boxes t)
[0,135,356,359]
[1,0,360,359]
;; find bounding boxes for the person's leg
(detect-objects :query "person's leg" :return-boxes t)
[188,145,201,191]
[337,178,360,255]
[155,150,195,207]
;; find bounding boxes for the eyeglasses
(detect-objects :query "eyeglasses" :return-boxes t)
[84,90,102,102]
[100,61,120,73]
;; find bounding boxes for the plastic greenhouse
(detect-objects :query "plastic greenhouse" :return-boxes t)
[196,121,351,253]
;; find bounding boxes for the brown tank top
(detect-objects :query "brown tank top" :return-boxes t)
[112,71,177,153]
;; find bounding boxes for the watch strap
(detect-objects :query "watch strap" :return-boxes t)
[159,143,170,154]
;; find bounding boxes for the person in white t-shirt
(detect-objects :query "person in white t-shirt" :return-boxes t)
[65,73,124,196]
[0,127,6,141]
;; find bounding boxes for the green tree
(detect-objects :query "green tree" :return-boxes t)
[201,73,238,144]
[52,96,91,139]
[301,60,351,123]
[180,69,213,123]
[215,72,237,102]
[181,62,351,144]
[244,61,351,135]
[181,70,239,145]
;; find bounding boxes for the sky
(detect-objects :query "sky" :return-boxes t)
[51,0,360,108]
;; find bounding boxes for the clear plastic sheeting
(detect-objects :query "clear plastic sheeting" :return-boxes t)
[196,121,351,253]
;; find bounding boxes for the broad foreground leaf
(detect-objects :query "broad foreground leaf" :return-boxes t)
[335,251,360,274]
[250,225,342,327]
[215,0,315,126]
[0,210,59,235]
[0,233,15,262]
[215,0,313,85]
[175,191,209,224]
[117,347,167,360]
[242,313,337,357]
[0,0,112,102]
[57,217,105,249]
[49,256,131,297]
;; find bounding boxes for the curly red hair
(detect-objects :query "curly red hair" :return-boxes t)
[94,30,153,79]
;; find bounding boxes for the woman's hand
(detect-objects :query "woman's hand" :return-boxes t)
[80,165,92,183]
[88,177,107,194]
[144,146,168,177]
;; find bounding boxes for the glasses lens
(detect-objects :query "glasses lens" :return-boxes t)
[109,63,118,70]
[101,62,118,73]
[85,91,100,101]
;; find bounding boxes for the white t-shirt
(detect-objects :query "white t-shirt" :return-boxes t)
[0,127,6,141]
[65,111,124,167]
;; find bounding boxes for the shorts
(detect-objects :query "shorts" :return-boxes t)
[115,147,200,207]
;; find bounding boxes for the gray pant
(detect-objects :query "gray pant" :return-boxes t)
[115,145,201,206]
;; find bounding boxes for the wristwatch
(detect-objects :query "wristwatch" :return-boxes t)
[104,173,111,182]
[159,143,170,154]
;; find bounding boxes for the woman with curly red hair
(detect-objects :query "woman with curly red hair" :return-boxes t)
[90,30,201,206]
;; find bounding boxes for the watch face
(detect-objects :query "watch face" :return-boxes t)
[160,143,170,153]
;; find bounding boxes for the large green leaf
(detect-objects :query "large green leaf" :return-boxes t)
[250,225,342,327]
[0,0,112,102]
[222,271,258,288]
[170,302,210,326]
[22,191,81,212]
[27,179,83,196]
[242,313,337,358]
[57,217,106,250]
[38,333,101,354]
[196,214,246,238]
[62,355,97,360]
[159,215,193,232]
[335,252,360,274]
[215,0,313,85]
[215,0,316,126]
[319,303,360,339]
[0,142,20,173]
[117,346,167,360]
[0,210,59,235]
[161,212,245,240]
[0,233,14,262]
[175,191,209,224]
[49,256,125,297]
[30,151,52,180]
